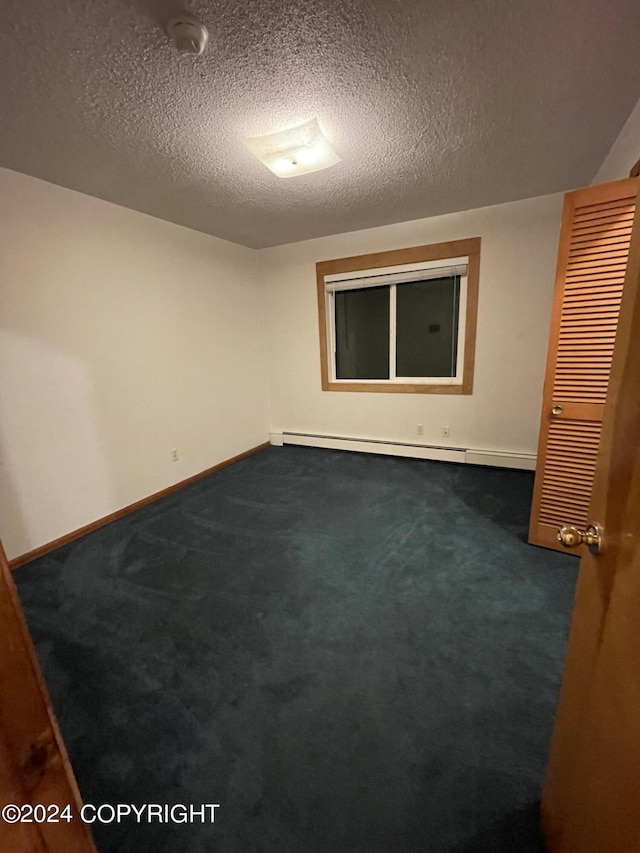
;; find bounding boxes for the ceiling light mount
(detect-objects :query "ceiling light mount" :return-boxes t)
[244,118,341,178]
[166,12,209,56]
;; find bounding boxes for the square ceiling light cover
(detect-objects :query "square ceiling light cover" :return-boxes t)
[244,118,340,178]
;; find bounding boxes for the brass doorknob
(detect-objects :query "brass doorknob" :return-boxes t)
[557,523,602,555]
[551,405,563,416]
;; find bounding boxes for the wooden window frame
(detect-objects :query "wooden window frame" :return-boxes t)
[316,237,480,394]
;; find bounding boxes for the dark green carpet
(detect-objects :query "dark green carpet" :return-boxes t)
[14,446,578,852]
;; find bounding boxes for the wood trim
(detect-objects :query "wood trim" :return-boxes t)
[316,238,482,278]
[316,381,471,395]
[316,238,480,395]
[317,263,331,392]
[0,541,98,852]
[630,156,640,179]
[9,442,270,571]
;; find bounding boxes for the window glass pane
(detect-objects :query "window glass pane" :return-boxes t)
[396,276,460,377]
[335,286,390,380]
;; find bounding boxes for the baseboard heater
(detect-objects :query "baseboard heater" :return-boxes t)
[269,431,536,471]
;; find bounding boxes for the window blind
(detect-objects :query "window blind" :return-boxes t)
[325,263,468,293]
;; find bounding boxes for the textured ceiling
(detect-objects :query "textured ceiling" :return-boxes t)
[1,0,640,248]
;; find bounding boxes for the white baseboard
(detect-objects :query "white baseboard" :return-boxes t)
[464,449,536,470]
[272,431,536,471]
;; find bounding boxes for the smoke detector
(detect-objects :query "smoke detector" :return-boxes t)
[166,13,209,56]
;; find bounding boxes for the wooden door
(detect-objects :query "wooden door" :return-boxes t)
[0,541,97,853]
[541,185,640,850]
[529,177,638,551]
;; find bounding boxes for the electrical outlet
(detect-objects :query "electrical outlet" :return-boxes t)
[416,424,424,436]
[171,448,179,462]
[442,426,450,439]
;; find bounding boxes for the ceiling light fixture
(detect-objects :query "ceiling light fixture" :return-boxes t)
[244,118,341,178]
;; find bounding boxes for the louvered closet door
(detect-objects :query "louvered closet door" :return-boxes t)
[529,177,638,551]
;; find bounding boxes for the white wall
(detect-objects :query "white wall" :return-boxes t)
[0,169,571,561]
[592,96,640,184]
[261,193,564,457]
[0,168,269,560]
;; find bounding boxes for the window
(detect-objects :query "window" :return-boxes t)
[316,238,480,394]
